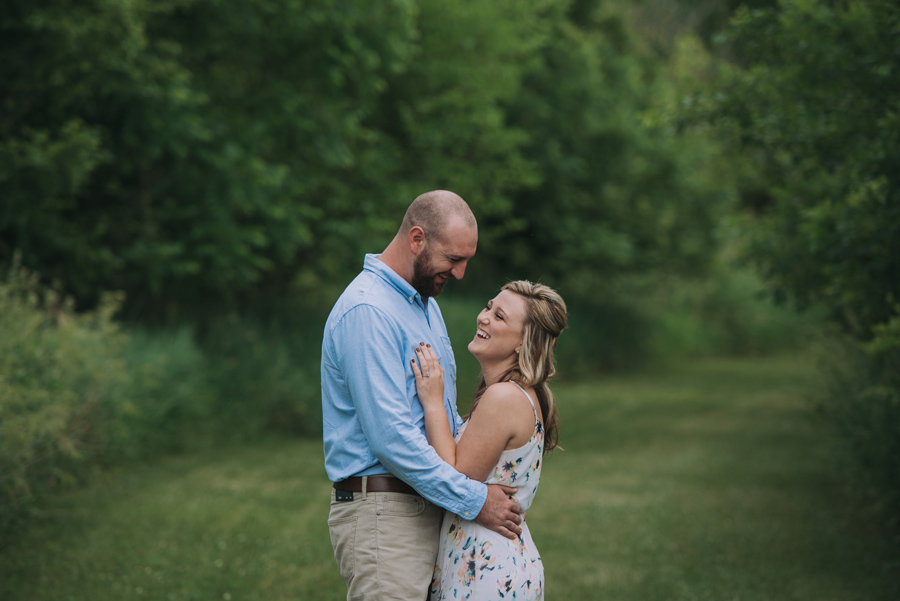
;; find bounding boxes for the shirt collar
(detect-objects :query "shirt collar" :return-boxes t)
[364,253,425,306]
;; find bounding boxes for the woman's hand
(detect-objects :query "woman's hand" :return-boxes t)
[412,342,455,466]
[412,343,444,408]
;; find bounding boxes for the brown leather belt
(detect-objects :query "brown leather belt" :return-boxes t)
[333,476,419,496]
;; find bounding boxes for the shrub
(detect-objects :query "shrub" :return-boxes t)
[443,261,813,384]
[815,322,900,552]
[649,267,816,362]
[0,262,129,534]
[196,311,325,440]
[102,328,215,461]
[0,262,218,537]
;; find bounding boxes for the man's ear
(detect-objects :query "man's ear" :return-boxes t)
[408,225,427,255]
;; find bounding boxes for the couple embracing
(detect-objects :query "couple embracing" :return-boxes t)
[322,190,567,601]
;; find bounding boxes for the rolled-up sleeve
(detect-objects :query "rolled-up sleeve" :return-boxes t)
[332,304,487,518]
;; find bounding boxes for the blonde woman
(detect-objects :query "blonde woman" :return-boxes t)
[413,280,567,601]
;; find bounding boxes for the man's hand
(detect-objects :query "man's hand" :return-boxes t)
[475,484,522,540]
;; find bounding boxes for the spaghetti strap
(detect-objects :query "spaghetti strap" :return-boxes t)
[511,381,539,422]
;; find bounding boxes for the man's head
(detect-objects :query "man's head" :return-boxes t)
[399,190,478,299]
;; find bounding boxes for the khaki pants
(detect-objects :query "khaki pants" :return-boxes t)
[328,479,443,601]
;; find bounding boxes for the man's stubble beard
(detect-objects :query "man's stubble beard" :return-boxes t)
[411,247,445,299]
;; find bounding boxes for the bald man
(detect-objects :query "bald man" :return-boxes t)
[322,191,523,600]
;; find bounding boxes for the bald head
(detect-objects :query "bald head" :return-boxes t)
[378,190,477,297]
[398,190,477,244]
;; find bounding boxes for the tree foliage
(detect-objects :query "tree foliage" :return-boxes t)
[1,0,729,319]
[711,0,900,341]
[708,0,900,550]
[1,0,419,316]
[491,2,733,296]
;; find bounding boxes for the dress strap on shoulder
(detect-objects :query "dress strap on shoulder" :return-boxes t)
[511,381,539,420]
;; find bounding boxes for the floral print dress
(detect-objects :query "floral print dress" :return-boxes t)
[430,382,545,601]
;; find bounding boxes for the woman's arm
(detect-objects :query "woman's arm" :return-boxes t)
[413,345,525,482]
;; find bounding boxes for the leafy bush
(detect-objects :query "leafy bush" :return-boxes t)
[559,269,813,374]
[815,323,900,551]
[650,267,815,360]
[0,262,129,533]
[0,262,221,534]
[442,259,813,384]
[105,328,215,460]
[195,308,327,440]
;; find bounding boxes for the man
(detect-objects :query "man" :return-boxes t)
[322,190,523,600]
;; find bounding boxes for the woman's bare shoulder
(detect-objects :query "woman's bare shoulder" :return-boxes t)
[477,382,532,411]
[471,382,538,448]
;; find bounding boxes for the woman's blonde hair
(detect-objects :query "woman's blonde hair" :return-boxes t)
[470,280,567,453]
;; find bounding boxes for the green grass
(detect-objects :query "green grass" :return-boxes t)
[2,355,897,600]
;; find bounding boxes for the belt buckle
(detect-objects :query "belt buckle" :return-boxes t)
[335,489,354,502]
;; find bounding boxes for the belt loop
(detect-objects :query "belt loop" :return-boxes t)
[361,476,368,500]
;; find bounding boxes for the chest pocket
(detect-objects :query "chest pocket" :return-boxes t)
[439,335,457,386]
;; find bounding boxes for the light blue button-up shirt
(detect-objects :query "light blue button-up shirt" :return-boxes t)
[321,254,487,518]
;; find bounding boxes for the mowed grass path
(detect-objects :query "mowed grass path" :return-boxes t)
[2,355,896,600]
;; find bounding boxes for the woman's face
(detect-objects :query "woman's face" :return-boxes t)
[467,289,527,363]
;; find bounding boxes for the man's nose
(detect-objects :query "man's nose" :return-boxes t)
[451,261,468,280]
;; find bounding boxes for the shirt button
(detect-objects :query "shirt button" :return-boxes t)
[464,511,470,517]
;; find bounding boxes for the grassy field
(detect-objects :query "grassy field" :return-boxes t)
[1,354,896,600]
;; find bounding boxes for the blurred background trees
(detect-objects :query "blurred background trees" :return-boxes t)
[705,0,900,545]
[1,0,897,551]
[1,0,735,319]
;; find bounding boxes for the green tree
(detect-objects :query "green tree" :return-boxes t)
[494,0,734,297]
[2,0,734,320]
[712,0,900,339]
[0,0,548,316]
[0,0,422,318]
[708,0,900,548]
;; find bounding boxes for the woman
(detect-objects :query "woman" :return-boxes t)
[412,280,567,601]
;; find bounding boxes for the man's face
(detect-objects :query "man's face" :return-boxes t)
[411,221,477,299]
